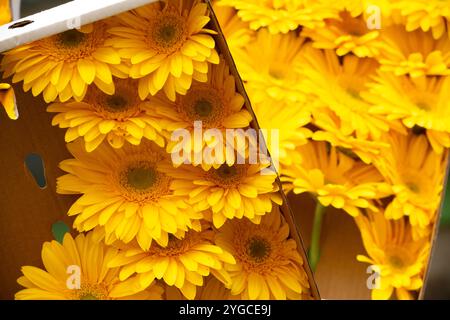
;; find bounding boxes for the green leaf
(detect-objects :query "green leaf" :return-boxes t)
[52,221,70,243]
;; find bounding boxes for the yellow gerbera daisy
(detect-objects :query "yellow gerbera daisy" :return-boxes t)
[302,11,381,58]
[165,275,237,299]
[165,161,282,228]
[211,3,254,60]
[393,0,450,39]
[0,83,18,120]
[378,25,450,77]
[108,226,235,300]
[252,99,312,169]
[373,132,446,239]
[327,0,394,19]
[298,45,393,140]
[217,0,337,34]
[148,57,251,169]
[15,231,163,300]
[355,211,430,300]
[237,29,308,105]
[47,78,165,152]
[1,22,125,103]
[281,141,392,217]
[215,209,311,300]
[427,128,450,156]
[366,73,450,154]
[0,0,11,25]
[311,108,392,165]
[57,140,202,251]
[108,0,219,101]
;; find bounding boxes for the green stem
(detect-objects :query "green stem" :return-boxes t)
[308,201,326,272]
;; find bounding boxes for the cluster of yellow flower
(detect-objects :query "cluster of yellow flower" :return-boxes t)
[1,0,312,300]
[214,0,449,300]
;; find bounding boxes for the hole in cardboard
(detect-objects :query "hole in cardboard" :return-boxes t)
[8,20,34,29]
[24,153,47,189]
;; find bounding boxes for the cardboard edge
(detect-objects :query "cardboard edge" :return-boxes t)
[205,0,320,300]
[419,152,450,299]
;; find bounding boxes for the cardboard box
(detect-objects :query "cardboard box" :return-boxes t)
[0,0,319,300]
[208,1,450,300]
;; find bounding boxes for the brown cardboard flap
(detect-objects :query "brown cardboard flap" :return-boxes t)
[0,83,76,299]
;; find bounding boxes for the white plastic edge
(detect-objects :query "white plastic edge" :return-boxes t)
[10,0,21,20]
[0,0,157,52]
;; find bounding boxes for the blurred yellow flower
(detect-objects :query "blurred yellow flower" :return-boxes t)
[0,82,18,120]
[217,0,337,34]
[298,45,392,140]
[302,11,381,57]
[366,74,450,154]
[0,0,11,25]
[331,0,393,18]
[211,3,254,60]
[253,99,312,169]
[311,108,392,165]
[393,0,450,39]
[374,132,446,239]
[215,209,310,300]
[427,128,450,156]
[108,226,235,300]
[16,232,163,300]
[282,141,392,217]
[1,22,125,103]
[378,25,450,77]
[57,140,202,250]
[355,211,430,300]
[109,0,219,101]
[237,29,307,105]
[48,78,165,152]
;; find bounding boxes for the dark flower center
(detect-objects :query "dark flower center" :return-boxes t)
[406,182,420,193]
[388,255,405,269]
[158,24,177,43]
[106,95,128,112]
[58,29,86,48]
[216,165,238,179]
[194,99,214,117]
[126,166,157,191]
[150,14,186,52]
[246,236,271,263]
